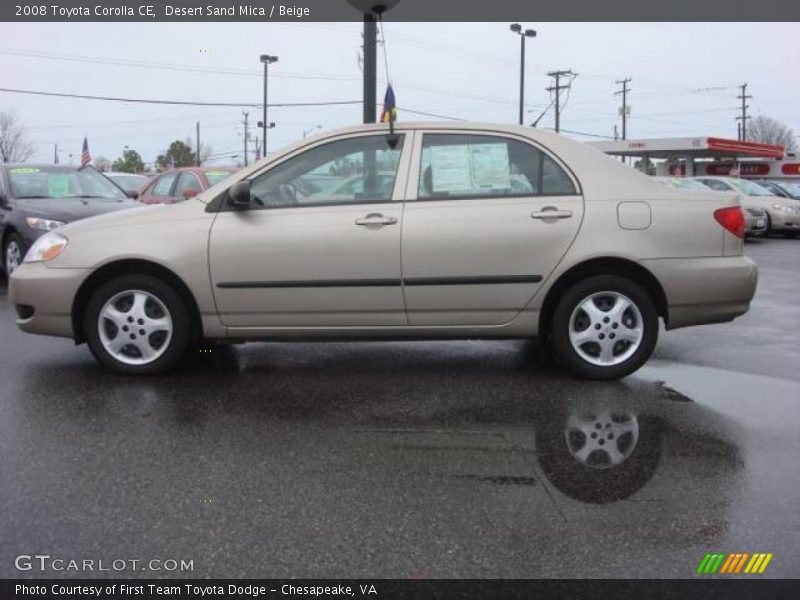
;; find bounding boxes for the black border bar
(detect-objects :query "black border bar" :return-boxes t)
[3,579,799,600]
[4,0,799,22]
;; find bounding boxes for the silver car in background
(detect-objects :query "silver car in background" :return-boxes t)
[9,123,758,380]
[692,176,799,237]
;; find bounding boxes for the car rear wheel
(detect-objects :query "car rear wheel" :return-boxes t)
[3,232,23,275]
[84,274,191,375]
[551,275,658,380]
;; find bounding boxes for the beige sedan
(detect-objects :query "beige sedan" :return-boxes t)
[9,123,758,379]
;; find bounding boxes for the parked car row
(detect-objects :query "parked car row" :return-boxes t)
[654,175,800,238]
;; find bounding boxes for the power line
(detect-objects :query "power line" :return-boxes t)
[0,49,359,82]
[0,87,361,108]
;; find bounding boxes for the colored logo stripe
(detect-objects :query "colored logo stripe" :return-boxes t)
[698,552,773,574]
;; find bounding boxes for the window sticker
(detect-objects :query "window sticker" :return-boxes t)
[470,143,511,191]
[430,145,472,193]
[10,167,41,173]
[430,142,511,194]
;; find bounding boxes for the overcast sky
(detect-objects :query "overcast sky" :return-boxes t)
[1,22,798,166]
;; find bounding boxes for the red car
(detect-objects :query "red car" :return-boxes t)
[137,167,237,204]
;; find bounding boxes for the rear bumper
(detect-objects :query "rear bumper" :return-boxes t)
[640,255,758,330]
[8,262,88,338]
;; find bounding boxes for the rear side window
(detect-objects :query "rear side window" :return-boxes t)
[152,173,177,196]
[418,134,576,199]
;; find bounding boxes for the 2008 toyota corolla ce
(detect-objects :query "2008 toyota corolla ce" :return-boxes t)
[9,123,758,379]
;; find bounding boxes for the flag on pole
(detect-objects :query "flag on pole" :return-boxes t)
[80,137,91,166]
[380,84,397,123]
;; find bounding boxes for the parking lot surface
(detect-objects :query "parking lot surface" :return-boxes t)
[1,238,798,578]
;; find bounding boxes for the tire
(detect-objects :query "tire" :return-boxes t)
[536,406,662,504]
[84,273,191,375]
[3,232,24,275]
[550,275,658,380]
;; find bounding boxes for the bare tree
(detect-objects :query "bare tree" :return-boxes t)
[0,111,35,163]
[746,115,797,153]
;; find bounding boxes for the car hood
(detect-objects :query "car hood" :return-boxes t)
[57,197,207,236]
[16,197,140,224]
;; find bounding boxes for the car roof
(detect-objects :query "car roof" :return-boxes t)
[104,171,148,177]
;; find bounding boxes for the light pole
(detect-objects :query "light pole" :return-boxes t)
[260,54,278,156]
[510,23,536,126]
[303,125,322,139]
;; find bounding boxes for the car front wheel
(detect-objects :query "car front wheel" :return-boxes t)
[551,275,658,380]
[3,232,24,275]
[84,274,191,375]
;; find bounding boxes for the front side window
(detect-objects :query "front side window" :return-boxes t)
[248,135,405,209]
[418,134,576,199]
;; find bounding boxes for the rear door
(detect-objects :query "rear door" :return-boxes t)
[401,131,583,326]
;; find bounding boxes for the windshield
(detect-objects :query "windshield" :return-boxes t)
[204,170,234,186]
[9,166,128,200]
[774,181,800,197]
[108,174,147,194]
[658,177,709,191]
[726,178,776,196]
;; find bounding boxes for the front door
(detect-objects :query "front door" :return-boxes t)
[209,133,409,329]
[401,132,583,326]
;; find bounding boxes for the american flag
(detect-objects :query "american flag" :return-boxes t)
[81,137,91,166]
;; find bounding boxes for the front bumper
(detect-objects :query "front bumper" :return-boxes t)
[8,262,89,338]
[640,255,758,330]
[744,212,767,235]
[766,208,800,232]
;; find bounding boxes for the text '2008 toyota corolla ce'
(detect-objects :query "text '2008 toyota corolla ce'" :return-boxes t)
[9,123,758,379]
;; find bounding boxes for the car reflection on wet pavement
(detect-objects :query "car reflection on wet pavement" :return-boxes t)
[0,238,798,578]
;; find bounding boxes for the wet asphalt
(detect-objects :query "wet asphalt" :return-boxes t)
[0,238,798,579]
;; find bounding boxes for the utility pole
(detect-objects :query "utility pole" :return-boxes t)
[736,83,752,141]
[362,12,377,123]
[545,70,574,133]
[196,121,201,166]
[615,77,631,140]
[242,111,249,167]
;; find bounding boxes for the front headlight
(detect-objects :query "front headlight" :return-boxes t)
[24,232,69,263]
[772,203,795,213]
[26,217,66,231]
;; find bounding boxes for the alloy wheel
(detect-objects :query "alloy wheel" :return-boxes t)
[5,240,22,274]
[568,291,644,367]
[564,410,640,470]
[97,290,173,365]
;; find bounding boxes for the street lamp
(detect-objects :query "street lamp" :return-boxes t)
[260,54,278,155]
[303,125,322,139]
[509,23,536,126]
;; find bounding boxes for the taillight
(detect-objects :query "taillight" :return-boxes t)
[714,206,745,239]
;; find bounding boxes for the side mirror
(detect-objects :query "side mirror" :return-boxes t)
[127,190,139,200]
[182,189,198,199]
[227,180,252,208]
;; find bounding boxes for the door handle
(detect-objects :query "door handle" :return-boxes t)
[355,213,398,226]
[531,207,573,220]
